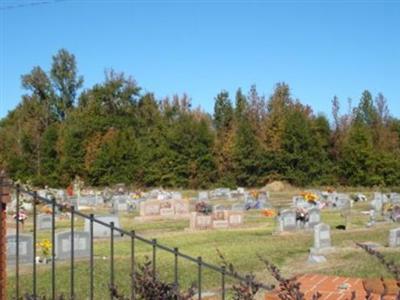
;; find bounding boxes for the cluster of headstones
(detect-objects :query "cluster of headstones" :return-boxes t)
[189,205,244,230]
[136,198,190,220]
[308,224,400,264]
[279,208,321,232]
[371,192,400,222]
[6,215,121,264]
[198,187,249,201]
[198,188,270,210]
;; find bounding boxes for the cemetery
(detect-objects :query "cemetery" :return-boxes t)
[3,183,400,299]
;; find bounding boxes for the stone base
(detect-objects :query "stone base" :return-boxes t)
[310,247,335,255]
[308,253,327,264]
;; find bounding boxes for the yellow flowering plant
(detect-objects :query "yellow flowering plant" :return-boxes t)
[37,239,52,259]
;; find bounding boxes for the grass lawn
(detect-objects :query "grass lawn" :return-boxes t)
[6,190,400,299]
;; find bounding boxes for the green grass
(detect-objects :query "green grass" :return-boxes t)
[6,190,400,299]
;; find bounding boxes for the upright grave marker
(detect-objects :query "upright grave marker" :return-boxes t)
[55,231,90,259]
[388,228,400,248]
[279,209,297,231]
[38,214,52,230]
[84,215,120,237]
[7,234,33,264]
[307,208,321,228]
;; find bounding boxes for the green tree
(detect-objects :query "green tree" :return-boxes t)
[51,49,83,120]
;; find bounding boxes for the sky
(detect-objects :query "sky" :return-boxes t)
[1,0,399,119]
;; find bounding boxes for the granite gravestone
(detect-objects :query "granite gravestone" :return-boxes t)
[174,199,189,215]
[84,215,121,237]
[7,234,33,264]
[55,231,90,259]
[190,212,212,230]
[313,223,331,251]
[198,191,209,201]
[279,209,297,231]
[388,228,400,248]
[308,208,321,228]
[38,214,52,230]
[232,203,245,211]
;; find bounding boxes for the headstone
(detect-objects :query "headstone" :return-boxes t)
[213,204,225,212]
[55,231,90,259]
[228,212,244,227]
[232,203,245,211]
[159,200,174,217]
[84,215,121,237]
[190,212,212,230]
[140,201,161,216]
[172,192,183,201]
[388,228,400,247]
[366,209,376,227]
[38,214,52,230]
[7,234,33,264]
[174,199,189,215]
[312,223,331,251]
[390,193,400,203]
[279,209,297,231]
[212,209,229,228]
[198,191,209,201]
[308,208,321,228]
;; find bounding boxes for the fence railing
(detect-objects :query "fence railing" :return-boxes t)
[2,182,272,300]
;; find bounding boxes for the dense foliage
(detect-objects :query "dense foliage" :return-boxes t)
[1,50,399,188]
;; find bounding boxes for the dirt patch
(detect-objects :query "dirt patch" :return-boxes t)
[263,181,288,192]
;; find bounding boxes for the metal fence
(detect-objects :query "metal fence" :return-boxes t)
[2,182,272,300]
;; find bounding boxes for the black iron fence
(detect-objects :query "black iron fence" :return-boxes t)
[5,183,272,299]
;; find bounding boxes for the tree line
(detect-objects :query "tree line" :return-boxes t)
[1,49,399,188]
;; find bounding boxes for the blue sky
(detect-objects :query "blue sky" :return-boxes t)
[1,0,399,119]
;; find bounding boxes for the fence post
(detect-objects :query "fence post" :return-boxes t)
[15,184,20,299]
[51,195,56,299]
[131,230,136,300]
[197,256,202,300]
[0,171,10,300]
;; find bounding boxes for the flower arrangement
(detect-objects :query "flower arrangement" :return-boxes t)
[300,192,318,203]
[195,201,212,215]
[13,211,28,223]
[262,209,277,217]
[37,239,52,262]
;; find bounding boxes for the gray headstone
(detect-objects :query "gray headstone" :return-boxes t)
[7,234,33,264]
[172,192,183,201]
[279,209,297,231]
[84,215,121,237]
[388,227,400,247]
[38,214,52,230]
[198,191,209,201]
[213,204,225,212]
[313,223,331,249]
[308,208,321,228]
[232,203,245,211]
[55,231,90,259]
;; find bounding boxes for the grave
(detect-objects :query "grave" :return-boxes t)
[38,214,52,230]
[198,191,209,201]
[190,212,212,230]
[307,208,321,228]
[189,210,244,230]
[84,215,121,237]
[55,231,90,259]
[388,228,400,247]
[136,199,190,221]
[232,203,245,211]
[310,223,333,254]
[278,209,297,232]
[7,234,33,264]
